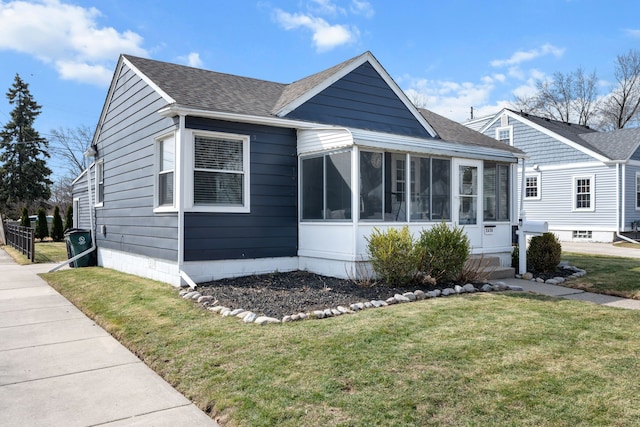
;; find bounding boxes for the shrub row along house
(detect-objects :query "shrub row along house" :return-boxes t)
[72,51,524,286]
[467,108,640,243]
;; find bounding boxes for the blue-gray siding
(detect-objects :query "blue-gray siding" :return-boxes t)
[184,117,298,261]
[79,64,179,261]
[285,62,431,138]
[485,119,594,165]
[624,164,640,228]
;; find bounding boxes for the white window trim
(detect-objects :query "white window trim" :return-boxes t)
[636,172,640,211]
[572,174,595,212]
[524,172,541,200]
[495,126,513,145]
[184,129,250,213]
[154,132,178,213]
[94,160,104,207]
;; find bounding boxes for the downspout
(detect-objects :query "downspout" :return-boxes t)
[615,162,639,244]
[49,148,98,272]
[176,114,197,288]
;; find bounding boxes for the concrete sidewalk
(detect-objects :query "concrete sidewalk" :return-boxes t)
[496,277,640,310]
[0,249,218,427]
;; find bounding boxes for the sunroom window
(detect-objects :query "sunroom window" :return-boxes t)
[301,151,352,220]
[360,151,450,222]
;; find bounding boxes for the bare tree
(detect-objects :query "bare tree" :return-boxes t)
[49,176,73,214]
[49,125,94,177]
[511,68,600,126]
[599,49,640,130]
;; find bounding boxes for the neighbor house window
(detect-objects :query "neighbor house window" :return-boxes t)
[495,126,512,145]
[158,135,175,207]
[186,131,250,212]
[95,160,104,206]
[301,151,352,220]
[636,172,640,209]
[359,151,450,222]
[484,162,510,221]
[525,173,541,200]
[573,175,594,211]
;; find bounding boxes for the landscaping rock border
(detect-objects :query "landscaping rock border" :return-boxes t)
[179,263,586,325]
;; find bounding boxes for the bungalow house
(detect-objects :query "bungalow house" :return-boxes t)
[72,52,524,287]
[467,108,640,242]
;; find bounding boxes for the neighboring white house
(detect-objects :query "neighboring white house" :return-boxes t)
[467,108,640,242]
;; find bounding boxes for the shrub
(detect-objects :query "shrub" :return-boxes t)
[20,206,30,227]
[51,206,64,241]
[64,205,73,231]
[365,226,419,286]
[527,232,562,273]
[511,246,519,269]
[416,222,470,283]
[35,208,49,240]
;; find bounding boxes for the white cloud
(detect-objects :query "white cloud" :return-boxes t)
[490,43,565,67]
[625,29,640,38]
[350,0,374,18]
[178,52,203,68]
[307,0,344,16]
[0,0,148,86]
[274,9,358,52]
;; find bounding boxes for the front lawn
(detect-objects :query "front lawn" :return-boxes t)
[42,267,640,427]
[562,253,640,299]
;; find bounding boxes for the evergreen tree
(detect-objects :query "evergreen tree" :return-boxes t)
[0,74,52,218]
[64,205,73,231]
[51,205,64,241]
[19,206,30,227]
[35,208,48,240]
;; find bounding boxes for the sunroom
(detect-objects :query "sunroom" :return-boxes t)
[297,128,519,278]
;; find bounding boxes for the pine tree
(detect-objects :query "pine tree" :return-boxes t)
[0,74,52,218]
[35,208,48,240]
[64,205,73,231]
[51,205,64,241]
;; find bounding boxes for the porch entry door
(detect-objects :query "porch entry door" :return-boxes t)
[453,159,483,247]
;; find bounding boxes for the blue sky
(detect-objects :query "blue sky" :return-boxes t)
[0,0,639,181]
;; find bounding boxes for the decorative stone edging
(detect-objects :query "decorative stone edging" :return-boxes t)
[178,263,586,325]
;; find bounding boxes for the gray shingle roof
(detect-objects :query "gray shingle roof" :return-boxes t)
[419,109,524,155]
[508,109,640,161]
[580,127,640,160]
[124,55,287,117]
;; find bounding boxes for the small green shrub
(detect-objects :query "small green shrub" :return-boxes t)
[365,226,419,286]
[51,206,64,241]
[20,206,30,227]
[35,208,49,240]
[416,222,470,283]
[511,245,519,269]
[527,232,562,273]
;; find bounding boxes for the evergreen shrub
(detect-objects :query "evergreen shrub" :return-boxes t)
[527,232,562,273]
[365,226,418,286]
[416,222,470,283]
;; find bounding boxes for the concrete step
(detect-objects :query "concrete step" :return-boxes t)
[465,256,515,280]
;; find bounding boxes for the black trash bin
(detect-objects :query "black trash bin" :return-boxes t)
[65,229,96,268]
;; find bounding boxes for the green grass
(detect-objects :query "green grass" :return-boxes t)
[42,267,640,427]
[562,253,640,299]
[3,241,68,264]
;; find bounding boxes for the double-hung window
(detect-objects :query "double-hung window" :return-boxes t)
[187,131,250,212]
[525,173,541,200]
[95,160,104,206]
[573,175,595,211]
[157,135,175,208]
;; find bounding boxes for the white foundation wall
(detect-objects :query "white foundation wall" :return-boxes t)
[98,248,181,286]
[181,257,299,284]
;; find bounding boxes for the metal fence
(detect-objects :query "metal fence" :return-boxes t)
[5,223,35,262]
